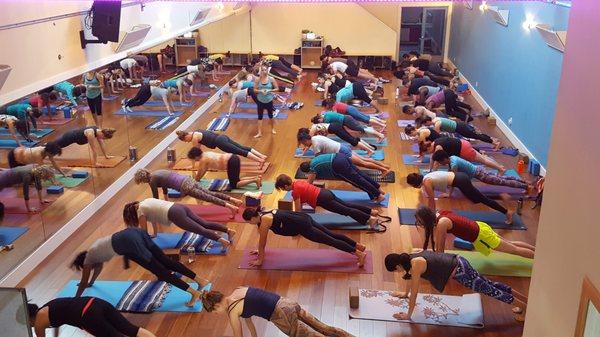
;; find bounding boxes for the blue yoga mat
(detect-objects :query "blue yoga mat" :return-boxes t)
[115,109,183,117]
[145,116,179,130]
[294,148,385,161]
[58,280,212,312]
[328,136,388,147]
[397,208,527,230]
[402,154,431,166]
[102,95,118,101]
[143,101,192,107]
[0,139,39,149]
[152,232,227,255]
[419,168,520,179]
[0,226,29,245]
[236,102,288,110]
[0,128,53,139]
[283,190,390,208]
[219,112,288,120]
[207,117,230,132]
[307,213,385,231]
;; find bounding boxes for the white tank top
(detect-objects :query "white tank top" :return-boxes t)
[425,171,449,192]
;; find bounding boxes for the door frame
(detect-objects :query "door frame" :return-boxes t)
[397,4,451,62]
[420,7,448,60]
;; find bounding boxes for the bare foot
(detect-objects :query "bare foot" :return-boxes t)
[498,167,507,175]
[271,129,277,134]
[220,239,231,252]
[356,250,366,268]
[257,175,263,188]
[253,133,262,138]
[505,210,514,225]
[195,278,209,289]
[512,306,523,314]
[374,194,386,203]
[493,139,502,151]
[227,229,236,243]
[186,290,201,307]
[356,243,367,252]
[367,217,378,229]
[370,209,380,216]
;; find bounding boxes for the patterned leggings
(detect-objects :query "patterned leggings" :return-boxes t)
[452,256,514,304]
[474,167,529,190]
[270,298,355,337]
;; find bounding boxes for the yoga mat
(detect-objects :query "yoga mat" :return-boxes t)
[102,95,118,101]
[328,136,388,147]
[145,116,180,130]
[188,92,211,97]
[418,168,521,179]
[283,190,389,207]
[198,179,275,195]
[397,208,527,230]
[2,197,53,214]
[239,248,373,274]
[449,250,533,277]
[294,167,395,183]
[143,101,192,107]
[399,133,412,141]
[42,174,89,188]
[0,139,39,149]
[349,289,483,328]
[294,148,385,161]
[184,204,246,223]
[114,109,183,117]
[218,112,288,120]
[0,128,53,139]
[0,226,29,245]
[55,155,126,168]
[172,159,270,174]
[402,154,431,166]
[307,213,386,231]
[58,280,212,313]
[438,184,528,200]
[38,116,73,125]
[397,120,414,127]
[236,102,288,110]
[152,232,227,255]
[207,117,230,132]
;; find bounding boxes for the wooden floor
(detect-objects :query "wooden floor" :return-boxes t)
[18,70,538,337]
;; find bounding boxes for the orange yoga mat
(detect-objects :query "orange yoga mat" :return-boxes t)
[53,145,127,168]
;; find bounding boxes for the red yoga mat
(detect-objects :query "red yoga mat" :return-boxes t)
[2,197,53,214]
[185,204,246,223]
[239,248,373,274]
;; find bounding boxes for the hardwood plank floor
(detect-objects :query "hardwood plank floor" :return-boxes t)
[17,71,538,337]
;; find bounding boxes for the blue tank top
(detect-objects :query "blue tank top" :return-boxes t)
[241,81,254,89]
[162,79,178,88]
[241,287,281,320]
[256,79,274,103]
[84,73,102,99]
[310,153,336,179]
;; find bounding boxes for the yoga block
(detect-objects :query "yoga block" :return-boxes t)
[529,159,541,176]
[246,197,261,207]
[71,171,89,178]
[301,204,315,213]
[457,83,469,93]
[62,107,72,118]
[47,185,64,194]
[278,199,293,211]
[167,188,182,198]
[487,116,497,126]
[163,248,181,262]
[43,106,57,116]
[313,181,325,188]
[377,98,389,105]
[454,238,474,250]
[349,287,359,309]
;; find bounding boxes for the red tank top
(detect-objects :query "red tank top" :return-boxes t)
[291,180,321,208]
[437,210,479,242]
[332,102,348,114]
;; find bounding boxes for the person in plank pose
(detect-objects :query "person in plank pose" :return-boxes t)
[27,298,157,337]
[49,126,116,167]
[0,165,55,213]
[7,142,64,175]
[311,111,386,143]
[122,83,177,115]
[413,205,535,258]
[203,286,356,337]
[414,116,501,149]
[0,114,35,146]
[385,250,528,321]
[304,125,376,155]
[406,171,515,224]
[71,227,208,307]
[176,130,267,164]
[420,137,505,173]
[321,99,386,130]
[134,169,242,218]
[242,207,367,267]
[300,153,386,203]
[275,174,381,228]
[186,147,263,191]
[425,88,473,122]
[123,199,234,250]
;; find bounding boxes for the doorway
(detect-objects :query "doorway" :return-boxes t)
[400,7,448,62]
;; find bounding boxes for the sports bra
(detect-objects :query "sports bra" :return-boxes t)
[228,287,280,321]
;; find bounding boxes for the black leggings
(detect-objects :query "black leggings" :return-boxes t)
[328,123,360,146]
[271,60,298,77]
[7,149,20,168]
[316,189,371,224]
[269,69,295,84]
[444,90,472,122]
[300,218,357,253]
[452,172,507,214]
[455,122,493,144]
[215,135,251,157]
[125,84,152,107]
[227,154,241,188]
[127,242,196,291]
[86,95,103,116]
[429,62,454,78]
[168,204,228,241]
[352,83,372,104]
[256,100,274,120]
[81,298,139,337]
[425,73,450,86]
[343,116,366,133]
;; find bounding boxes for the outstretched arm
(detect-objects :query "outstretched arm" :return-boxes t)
[75,265,92,297]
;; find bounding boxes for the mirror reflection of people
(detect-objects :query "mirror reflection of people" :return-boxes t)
[0,164,55,213]
[7,143,65,176]
[50,127,116,167]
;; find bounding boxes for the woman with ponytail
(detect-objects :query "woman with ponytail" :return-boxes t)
[201,286,355,337]
[384,250,528,321]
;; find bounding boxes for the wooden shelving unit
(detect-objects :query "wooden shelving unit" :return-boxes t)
[175,36,201,66]
[301,38,324,69]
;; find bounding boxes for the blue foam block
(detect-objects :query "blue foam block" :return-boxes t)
[245,197,261,207]
[0,226,29,246]
[528,159,540,176]
[454,237,474,250]
[47,185,64,194]
[62,107,72,118]
[167,188,182,198]
[71,171,89,178]
[457,83,469,93]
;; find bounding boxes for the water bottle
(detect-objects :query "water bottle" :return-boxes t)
[187,245,195,264]
[128,146,138,162]
[218,93,223,102]
[167,147,176,164]
[516,198,523,215]
[395,87,400,99]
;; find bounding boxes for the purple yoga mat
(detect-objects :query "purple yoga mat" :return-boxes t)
[188,92,211,97]
[376,111,389,119]
[434,184,530,200]
[239,248,373,274]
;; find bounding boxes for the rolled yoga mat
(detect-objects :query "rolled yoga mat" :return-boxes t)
[0,226,29,245]
[58,280,212,313]
[0,128,54,139]
[294,167,395,183]
[328,136,388,147]
[397,208,527,230]
[448,250,533,277]
[283,190,390,207]
[172,159,270,174]
[184,204,246,223]
[145,116,180,130]
[239,248,373,274]
[114,109,183,117]
[349,289,484,328]
[218,112,288,120]
[294,148,385,161]
[307,213,385,231]
[198,179,275,194]
[152,231,228,255]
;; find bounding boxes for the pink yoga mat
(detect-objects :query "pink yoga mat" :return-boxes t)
[2,197,54,214]
[239,248,373,274]
[185,204,246,223]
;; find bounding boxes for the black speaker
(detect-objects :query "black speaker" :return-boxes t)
[91,1,122,43]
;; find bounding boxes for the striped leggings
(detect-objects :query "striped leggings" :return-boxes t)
[474,167,529,190]
[452,256,514,304]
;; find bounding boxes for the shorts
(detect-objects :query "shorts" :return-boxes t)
[472,221,501,256]
[459,139,477,161]
[227,154,241,189]
[338,144,352,157]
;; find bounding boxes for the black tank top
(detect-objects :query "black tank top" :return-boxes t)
[425,127,441,142]
[57,127,98,148]
[334,77,346,88]
[434,137,461,156]
[410,250,458,293]
[258,210,308,236]
[240,287,281,320]
[197,129,218,148]
[41,297,94,328]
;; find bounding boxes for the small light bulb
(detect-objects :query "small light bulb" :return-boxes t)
[479,1,488,11]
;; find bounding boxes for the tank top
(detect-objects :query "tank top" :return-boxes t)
[422,127,440,142]
[197,129,218,148]
[423,86,442,98]
[434,137,462,156]
[256,79,274,103]
[291,180,321,208]
[323,111,345,124]
[425,171,449,192]
[239,287,281,320]
[162,79,178,89]
[260,210,308,236]
[41,297,95,328]
[438,118,457,132]
[84,73,101,99]
[410,250,458,292]
[438,210,480,243]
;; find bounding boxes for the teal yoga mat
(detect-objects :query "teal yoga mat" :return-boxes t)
[0,128,53,139]
[328,136,388,147]
[294,148,385,161]
[283,190,390,207]
[0,139,38,149]
[58,280,212,312]
[402,154,431,166]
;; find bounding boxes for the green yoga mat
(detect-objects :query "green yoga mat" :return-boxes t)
[198,180,275,194]
[449,250,533,277]
[42,174,89,188]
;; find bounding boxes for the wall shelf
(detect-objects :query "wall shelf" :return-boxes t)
[536,24,567,52]
[301,38,324,69]
[487,6,509,27]
[175,36,201,66]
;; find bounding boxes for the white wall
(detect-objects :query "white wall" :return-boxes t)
[523,1,600,336]
[0,1,238,103]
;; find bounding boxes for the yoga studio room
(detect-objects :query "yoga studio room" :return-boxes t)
[1,0,599,336]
